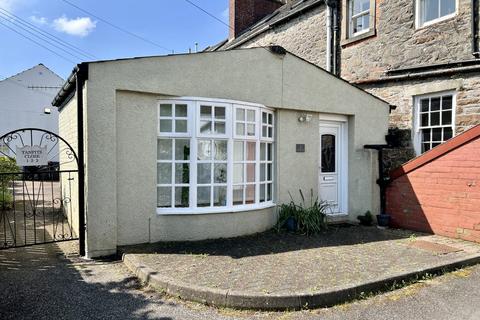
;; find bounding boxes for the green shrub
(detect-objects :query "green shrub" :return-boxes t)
[276,189,329,235]
[0,157,18,209]
[357,210,374,226]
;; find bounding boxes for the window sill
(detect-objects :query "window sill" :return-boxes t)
[156,202,276,215]
[415,13,457,30]
[341,29,376,47]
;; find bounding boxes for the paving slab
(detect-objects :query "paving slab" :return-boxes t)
[121,226,480,310]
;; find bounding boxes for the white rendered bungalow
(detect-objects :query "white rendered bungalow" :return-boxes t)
[53,47,390,258]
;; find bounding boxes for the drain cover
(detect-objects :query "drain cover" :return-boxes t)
[408,240,463,254]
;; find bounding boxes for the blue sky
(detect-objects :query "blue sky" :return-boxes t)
[0,0,229,80]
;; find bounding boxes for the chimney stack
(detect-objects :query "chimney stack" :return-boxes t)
[229,0,284,40]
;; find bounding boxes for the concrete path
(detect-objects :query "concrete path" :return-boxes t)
[1,241,480,319]
[121,226,480,310]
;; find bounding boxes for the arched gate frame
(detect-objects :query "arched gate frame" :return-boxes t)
[0,128,85,254]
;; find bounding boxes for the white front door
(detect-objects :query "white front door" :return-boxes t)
[319,121,347,215]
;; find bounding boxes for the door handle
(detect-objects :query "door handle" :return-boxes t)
[323,177,335,181]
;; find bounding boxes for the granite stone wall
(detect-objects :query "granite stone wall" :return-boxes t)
[340,0,474,82]
[241,4,328,68]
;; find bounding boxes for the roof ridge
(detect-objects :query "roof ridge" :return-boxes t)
[0,64,63,83]
[390,125,480,180]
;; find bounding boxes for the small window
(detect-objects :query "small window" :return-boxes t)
[199,104,227,135]
[349,0,371,37]
[415,93,455,154]
[235,106,257,138]
[261,111,274,139]
[417,0,456,27]
[159,103,189,134]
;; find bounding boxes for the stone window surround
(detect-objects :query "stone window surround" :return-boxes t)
[341,0,376,46]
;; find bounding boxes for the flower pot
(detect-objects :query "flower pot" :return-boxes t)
[285,217,297,232]
[376,214,391,227]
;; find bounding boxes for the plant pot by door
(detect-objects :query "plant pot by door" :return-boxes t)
[376,214,391,227]
[285,217,297,232]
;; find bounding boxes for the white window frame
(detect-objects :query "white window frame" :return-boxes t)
[413,91,456,155]
[416,0,458,28]
[348,0,371,37]
[157,97,275,215]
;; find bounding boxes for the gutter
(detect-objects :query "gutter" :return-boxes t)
[473,0,480,57]
[52,62,88,109]
[355,63,480,85]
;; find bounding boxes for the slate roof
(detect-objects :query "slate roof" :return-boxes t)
[205,0,325,52]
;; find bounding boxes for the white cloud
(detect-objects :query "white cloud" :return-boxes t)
[0,0,24,12]
[53,15,96,37]
[30,15,48,25]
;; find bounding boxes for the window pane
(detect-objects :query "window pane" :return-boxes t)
[321,134,336,173]
[421,99,429,112]
[234,164,244,183]
[175,104,188,117]
[268,113,273,125]
[442,96,452,110]
[422,143,431,153]
[200,121,212,134]
[268,127,273,138]
[247,110,255,122]
[424,0,439,22]
[214,140,228,160]
[440,0,455,16]
[267,183,273,201]
[431,112,440,126]
[432,128,442,141]
[197,140,212,160]
[260,143,266,161]
[236,123,245,135]
[175,163,189,184]
[262,126,267,137]
[247,142,256,161]
[267,144,273,161]
[421,113,429,127]
[260,183,266,202]
[260,163,266,181]
[215,107,226,120]
[214,186,227,207]
[233,186,244,205]
[214,122,226,134]
[157,139,172,160]
[432,142,441,148]
[159,119,172,132]
[234,141,244,161]
[214,163,227,183]
[160,104,172,117]
[247,124,255,137]
[175,120,188,133]
[197,163,211,184]
[157,187,171,207]
[200,105,212,119]
[246,163,255,182]
[444,127,453,140]
[174,187,189,208]
[442,110,452,125]
[236,108,245,121]
[422,129,431,142]
[157,163,172,184]
[175,139,190,160]
[431,97,441,111]
[197,186,211,207]
[262,112,267,123]
[267,163,273,181]
[246,184,255,204]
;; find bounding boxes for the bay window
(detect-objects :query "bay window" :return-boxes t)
[157,99,275,214]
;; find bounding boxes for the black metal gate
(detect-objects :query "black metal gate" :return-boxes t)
[0,128,82,250]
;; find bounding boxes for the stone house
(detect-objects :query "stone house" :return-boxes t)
[209,0,480,170]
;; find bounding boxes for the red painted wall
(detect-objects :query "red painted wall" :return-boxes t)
[387,133,480,243]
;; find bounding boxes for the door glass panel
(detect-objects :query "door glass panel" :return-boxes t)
[321,134,336,173]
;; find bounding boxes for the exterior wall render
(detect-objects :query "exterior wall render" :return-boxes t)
[72,49,388,256]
